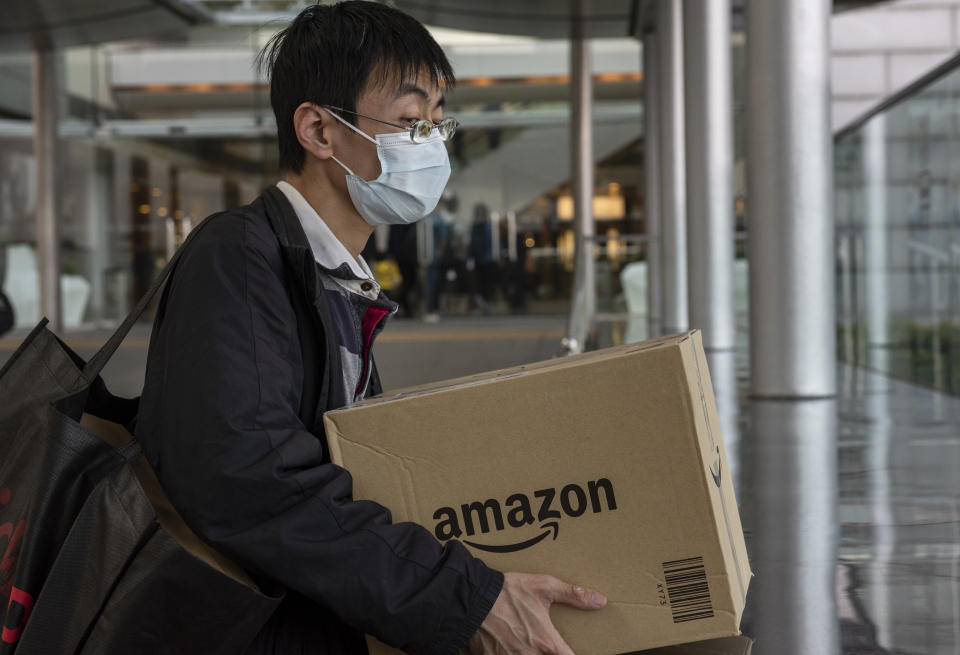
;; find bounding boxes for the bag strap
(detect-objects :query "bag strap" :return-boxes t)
[82,214,220,381]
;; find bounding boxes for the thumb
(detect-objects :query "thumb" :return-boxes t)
[547,578,608,610]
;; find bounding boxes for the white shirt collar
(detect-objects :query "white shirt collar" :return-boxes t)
[275,181,381,299]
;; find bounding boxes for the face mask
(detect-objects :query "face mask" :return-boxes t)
[327,110,452,226]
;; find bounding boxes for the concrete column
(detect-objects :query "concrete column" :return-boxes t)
[565,5,596,354]
[86,147,113,323]
[746,0,836,397]
[642,30,663,339]
[683,0,736,351]
[32,48,62,332]
[657,0,688,334]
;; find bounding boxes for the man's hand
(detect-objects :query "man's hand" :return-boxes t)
[468,572,607,655]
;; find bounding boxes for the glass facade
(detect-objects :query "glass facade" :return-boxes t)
[3,9,956,398]
[836,59,960,395]
[0,45,273,329]
[0,34,647,328]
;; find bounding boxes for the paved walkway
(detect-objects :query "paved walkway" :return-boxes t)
[4,313,959,653]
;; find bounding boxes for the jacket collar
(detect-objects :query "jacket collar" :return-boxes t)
[258,185,383,419]
[261,185,321,311]
[274,181,380,296]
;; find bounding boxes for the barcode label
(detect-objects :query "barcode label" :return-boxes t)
[662,556,714,623]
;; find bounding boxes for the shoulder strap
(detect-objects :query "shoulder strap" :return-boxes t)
[82,214,220,381]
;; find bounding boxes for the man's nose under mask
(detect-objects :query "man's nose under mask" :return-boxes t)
[327,110,452,226]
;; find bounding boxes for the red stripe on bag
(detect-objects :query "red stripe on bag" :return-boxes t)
[2,586,34,643]
[0,519,26,597]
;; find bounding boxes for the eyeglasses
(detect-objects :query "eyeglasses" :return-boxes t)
[324,106,459,143]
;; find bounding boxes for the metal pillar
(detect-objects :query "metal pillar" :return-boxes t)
[863,115,890,373]
[642,30,663,339]
[866,375,894,649]
[683,0,736,351]
[707,350,741,486]
[746,0,836,398]
[749,399,839,653]
[565,5,596,354]
[656,0,688,335]
[33,48,62,332]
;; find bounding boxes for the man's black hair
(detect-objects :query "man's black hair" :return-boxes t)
[257,1,455,173]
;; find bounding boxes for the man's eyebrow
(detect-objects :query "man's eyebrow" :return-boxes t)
[395,83,445,108]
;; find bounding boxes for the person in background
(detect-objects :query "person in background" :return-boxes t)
[507,228,529,313]
[0,291,13,337]
[468,203,497,314]
[372,252,404,298]
[423,191,457,322]
[0,247,12,336]
[387,222,419,317]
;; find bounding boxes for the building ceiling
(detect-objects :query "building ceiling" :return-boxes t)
[392,0,638,39]
[636,0,893,34]
[1,0,895,53]
[0,0,209,51]
[400,0,890,39]
[187,0,640,39]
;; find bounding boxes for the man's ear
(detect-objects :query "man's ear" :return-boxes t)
[293,102,335,161]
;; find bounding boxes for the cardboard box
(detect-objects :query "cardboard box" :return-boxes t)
[325,331,752,654]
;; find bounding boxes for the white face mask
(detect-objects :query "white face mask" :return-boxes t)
[327,110,452,226]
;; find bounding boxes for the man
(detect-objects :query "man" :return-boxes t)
[136,3,605,654]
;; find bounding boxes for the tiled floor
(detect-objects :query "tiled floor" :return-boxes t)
[737,363,960,654]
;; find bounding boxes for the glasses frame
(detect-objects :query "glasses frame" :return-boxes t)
[324,105,458,143]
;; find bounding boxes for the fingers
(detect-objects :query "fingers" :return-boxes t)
[542,576,607,610]
[482,573,606,655]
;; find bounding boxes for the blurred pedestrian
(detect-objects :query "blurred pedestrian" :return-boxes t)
[388,222,419,317]
[468,203,497,313]
[0,289,13,336]
[424,192,458,322]
[507,230,529,312]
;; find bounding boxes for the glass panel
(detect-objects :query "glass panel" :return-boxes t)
[835,62,960,394]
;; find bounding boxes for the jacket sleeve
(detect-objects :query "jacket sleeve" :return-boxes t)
[136,213,502,655]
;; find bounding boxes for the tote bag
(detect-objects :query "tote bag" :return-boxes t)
[0,216,284,654]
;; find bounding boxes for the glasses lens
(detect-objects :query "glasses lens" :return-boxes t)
[411,120,433,143]
[438,117,458,141]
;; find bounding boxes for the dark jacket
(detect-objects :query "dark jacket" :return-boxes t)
[136,187,503,655]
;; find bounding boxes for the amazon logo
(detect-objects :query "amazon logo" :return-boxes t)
[432,478,618,553]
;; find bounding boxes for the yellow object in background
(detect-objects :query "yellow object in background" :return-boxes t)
[373,259,403,292]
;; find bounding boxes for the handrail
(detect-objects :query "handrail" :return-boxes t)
[834,50,960,141]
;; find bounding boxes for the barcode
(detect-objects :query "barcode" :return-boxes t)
[662,556,714,623]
